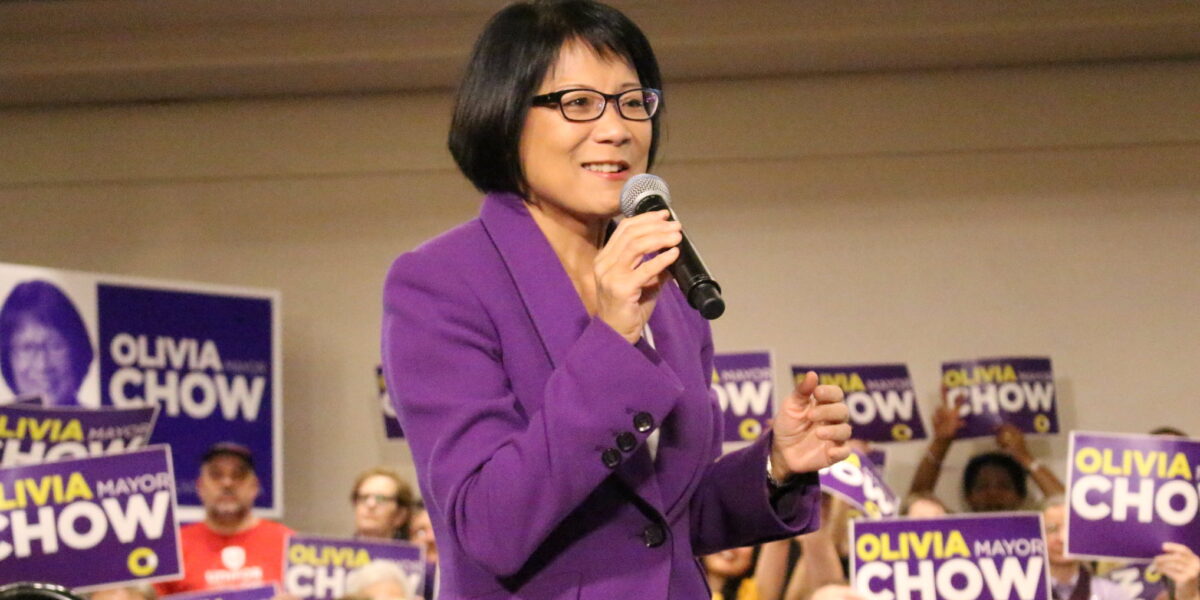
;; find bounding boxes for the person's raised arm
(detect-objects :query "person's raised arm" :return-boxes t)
[994,424,1064,499]
[910,389,962,496]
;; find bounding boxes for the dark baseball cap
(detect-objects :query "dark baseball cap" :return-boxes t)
[201,442,254,469]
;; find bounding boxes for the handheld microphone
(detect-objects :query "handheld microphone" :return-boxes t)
[620,174,725,320]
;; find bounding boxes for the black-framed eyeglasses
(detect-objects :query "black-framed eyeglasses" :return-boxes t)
[531,87,662,122]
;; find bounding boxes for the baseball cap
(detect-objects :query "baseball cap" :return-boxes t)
[201,441,254,469]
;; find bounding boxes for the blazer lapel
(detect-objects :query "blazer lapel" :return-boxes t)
[479,192,591,370]
[645,287,715,519]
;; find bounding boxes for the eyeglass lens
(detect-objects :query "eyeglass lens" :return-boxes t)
[559,89,659,121]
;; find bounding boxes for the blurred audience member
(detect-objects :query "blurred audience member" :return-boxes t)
[1043,497,1131,600]
[352,467,415,540]
[910,394,1063,511]
[1150,426,1188,438]
[406,503,437,600]
[809,584,868,600]
[345,560,413,600]
[900,491,948,518]
[87,585,155,600]
[781,495,852,600]
[155,443,293,594]
[703,546,759,600]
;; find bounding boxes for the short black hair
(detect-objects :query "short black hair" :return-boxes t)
[962,451,1028,500]
[448,0,664,195]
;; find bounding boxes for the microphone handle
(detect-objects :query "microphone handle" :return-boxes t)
[635,195,725,320]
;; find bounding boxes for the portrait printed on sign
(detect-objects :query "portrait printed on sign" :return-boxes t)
[0,269,100,408]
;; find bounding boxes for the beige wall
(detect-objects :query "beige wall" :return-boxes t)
[1,58,1197,532]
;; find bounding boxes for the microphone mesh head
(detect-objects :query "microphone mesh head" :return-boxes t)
[620,173,671,217]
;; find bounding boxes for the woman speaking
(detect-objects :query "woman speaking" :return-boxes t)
[381,1,851,598]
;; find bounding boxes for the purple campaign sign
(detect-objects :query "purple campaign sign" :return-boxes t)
[941,357,1056,440]
[1066,431,1200,561]
[0,445,181,590]
[284,534,426,600]
[1100,563,1170,600]
[97,284,280,521]
[0,403,158,467]
[867,448,888,470]
[162,584,278,600]
[851,513,1050,600]
[713,351,774,444]
[819,449,899,518]
[793,364,926,443]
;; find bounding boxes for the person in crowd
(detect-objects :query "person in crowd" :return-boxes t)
[155,442,294,594]
[345,561,414,600]
[899,491,949,517]
[910,393,1063,511]
[808,585,868,600]
[409,504,437,567]
[1150,426,1188,437]
[380,1,851,598]
[780,495,852,600]
[86,585,155,600]
[0,279,94,406]
[703,546,759,600]
[1043,497,1132,600]
[408,503,439,600]
[352,467,416,540]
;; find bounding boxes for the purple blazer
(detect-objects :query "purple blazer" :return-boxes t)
[382,192,819,599]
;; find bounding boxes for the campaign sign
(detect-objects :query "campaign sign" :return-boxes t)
[0,262,281,522]
[792,364,926,443]
[820,449,899,518]
[867,448,888,470]
[97,283,280,521]
[941,358,1056,439]
[0,445,181,590]
[851,513,1050,600]
[0,403,158,467]
[376,365,403,439]
[713,351,774,444]
[284,534,426,600]
[162,584,278,600]
[1066,431,1200,561]
[1099,563,1170,600]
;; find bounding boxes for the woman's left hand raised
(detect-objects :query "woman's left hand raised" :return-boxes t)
[769,370,852,482]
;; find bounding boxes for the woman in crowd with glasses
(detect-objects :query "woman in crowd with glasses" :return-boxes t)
[380,2,851,598]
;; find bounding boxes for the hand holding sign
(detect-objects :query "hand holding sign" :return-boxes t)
[770,371,851,482]
[1155,542,1200,600]
[931,393,964,442]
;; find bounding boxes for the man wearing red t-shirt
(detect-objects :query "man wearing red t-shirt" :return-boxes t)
[156,443,294,594]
